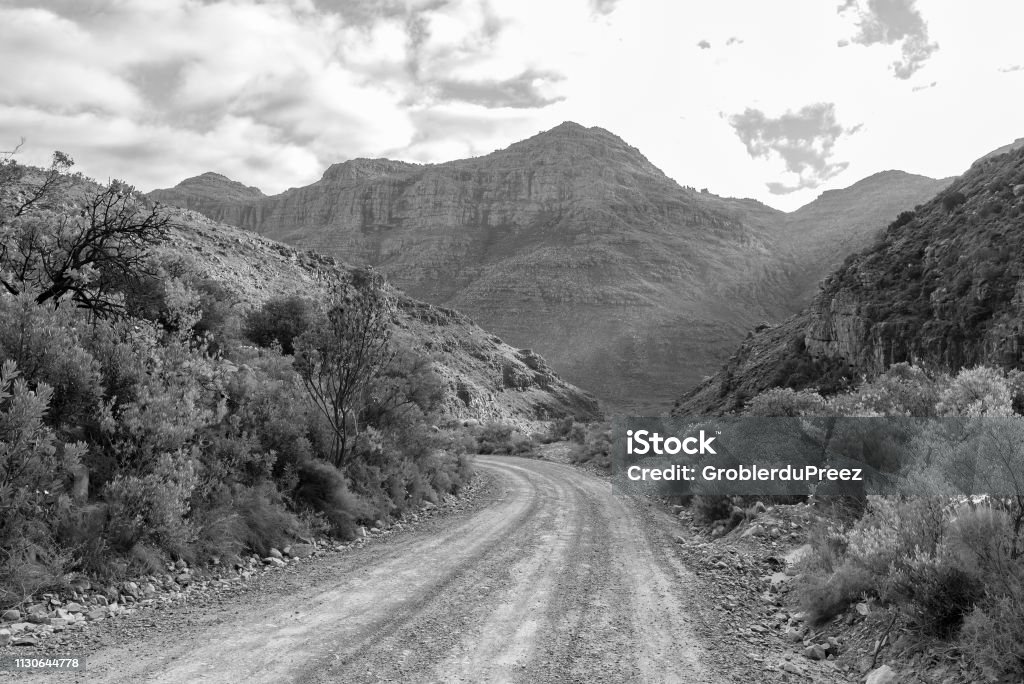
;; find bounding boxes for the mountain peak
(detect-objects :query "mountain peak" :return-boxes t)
[151,171,264,203]
[320,158,420,183]
[532,121,624,145]
[496,121,662,178]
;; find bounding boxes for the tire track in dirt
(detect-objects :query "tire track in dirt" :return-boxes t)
[74,457,727,683]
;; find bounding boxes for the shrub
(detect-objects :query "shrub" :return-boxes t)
[570,423,612,469]
[476,421,533,455]
[0,361,85,606]
[888,553,985,637]
[545,416,585,443]
[103,450,198,554]
[292,460,366,539]
[692,495,734,525]
[942,190,968,211]
[244,294,315,355]
[232,483,307,557]
[961,584,1024,681]
[800,564,876,624]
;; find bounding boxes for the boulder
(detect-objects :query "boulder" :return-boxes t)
[865,664,898,684]
[85,608,107,621]
[1,609,21,622]
[268,548,284,560]
[741,524,765,538]
[803,644,827,661]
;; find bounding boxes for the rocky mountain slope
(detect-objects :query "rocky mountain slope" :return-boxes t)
[774,170,951,303]
[160,206,601,423]
[676,144,1024,415]
[150,123,943,412]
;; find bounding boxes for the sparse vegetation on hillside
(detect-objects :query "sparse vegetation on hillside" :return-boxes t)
[737,364,1024,681]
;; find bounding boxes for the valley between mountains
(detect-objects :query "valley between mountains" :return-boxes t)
[150,122,949,412]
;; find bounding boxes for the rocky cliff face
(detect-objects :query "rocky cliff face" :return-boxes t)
[152,123,791,411]
[161,207,601,423]
[150,123,942,413]
[676,145,1024,415]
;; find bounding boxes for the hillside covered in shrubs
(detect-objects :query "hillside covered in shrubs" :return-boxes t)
[0,153,596,609]
[676,144,1024,416]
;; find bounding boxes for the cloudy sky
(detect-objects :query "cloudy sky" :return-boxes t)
[2,0,1021,210]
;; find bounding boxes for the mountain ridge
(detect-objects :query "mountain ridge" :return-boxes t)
[149,122,953,411]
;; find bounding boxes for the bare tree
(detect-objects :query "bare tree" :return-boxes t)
[294,271,395,466]
[0,149,170,316]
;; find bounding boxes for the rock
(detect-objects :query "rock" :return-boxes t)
[85,608,107,621]
[784,627,805,643]
[49,618,69,629]
[143,583,157,598]
[752,501,767,514]
[356,526,368,538]
[421,501,437,510]
[741,524,765,538]
[768,572,792,591]
[803,644,827,661]
[0,629,9,646]
[288,543,315,559]
[781,661,803,675]
[263,557,286,568]
[175,573,192,585]
[1014,184,1024,197]
[63,603,85,614]
[8,622,31,634]
[865,664,899,684]
[122,581,140,598]
[856,602,870,616]
[174,559,188,570]
[12,635,38,646]
[369,527,382,534]
[2,608,21,622]
[268,548,284,560]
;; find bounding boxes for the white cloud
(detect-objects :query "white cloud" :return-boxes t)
[0,0,1020,210]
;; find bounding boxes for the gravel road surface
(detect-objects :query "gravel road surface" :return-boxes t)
[68,456,728,683]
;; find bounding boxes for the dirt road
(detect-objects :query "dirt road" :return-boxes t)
[78,456,726,683]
